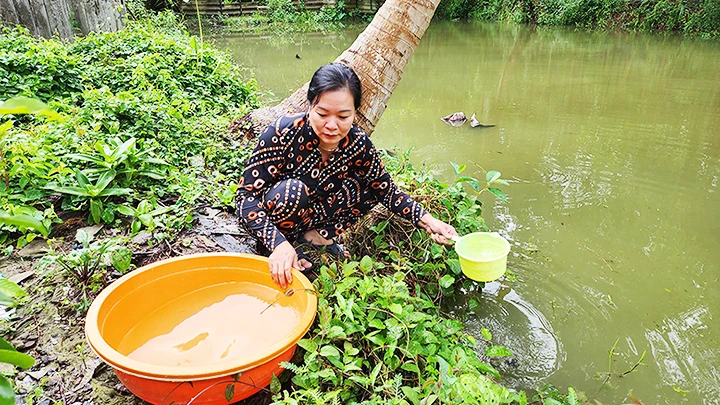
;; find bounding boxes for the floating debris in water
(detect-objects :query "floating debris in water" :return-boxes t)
[470,113,496,128]
[441,112,467,127]
[260,288,317,315]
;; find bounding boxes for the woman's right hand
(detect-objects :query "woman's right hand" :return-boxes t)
[269,241,297,289]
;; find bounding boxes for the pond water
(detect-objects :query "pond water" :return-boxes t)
[209,21,720,405]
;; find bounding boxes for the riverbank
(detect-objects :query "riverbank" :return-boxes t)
[0,13,585,405]
[435,0,720,38]
[203,0,364,35]
[209,0,720,38]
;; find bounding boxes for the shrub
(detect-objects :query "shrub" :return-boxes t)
[0,12,258,244]
[436,0,720,37]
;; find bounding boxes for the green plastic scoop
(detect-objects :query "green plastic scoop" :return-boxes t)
[451,232,510,282]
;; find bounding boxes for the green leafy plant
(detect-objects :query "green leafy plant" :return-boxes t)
[344,150,498,297]
[1,15,259,246]
[532,384,591,405]
[216,183,239,208]
[66,137,168,187]
[450,162,509,202]
[0,97,61,120]
[315,0,346,24]
[0,205,54,250]
[0,209,49,239]
[41,229,132,307]
[595,338,647,392]
[1,97,61,178]
[271,260,524,404]
[0,97,62,242]
[0,279,35,405]
[117,200,174,234]
[437,0,720,37]
[0,339,34,405]
[46,169,132,224]
[0,278,26,306]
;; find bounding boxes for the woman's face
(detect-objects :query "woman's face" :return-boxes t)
[309,88,356,148]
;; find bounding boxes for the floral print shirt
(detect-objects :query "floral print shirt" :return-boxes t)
[236,112,427,251]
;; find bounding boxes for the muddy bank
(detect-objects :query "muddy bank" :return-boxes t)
[3,208,280,405]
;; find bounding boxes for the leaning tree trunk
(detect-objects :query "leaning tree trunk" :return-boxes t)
[228,0,441,139]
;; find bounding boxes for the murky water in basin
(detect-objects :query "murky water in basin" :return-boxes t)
[209,21,720,405]
[118,283,299,367]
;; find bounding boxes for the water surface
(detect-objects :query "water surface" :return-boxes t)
[210,22,720,405]
[119,283,299,367]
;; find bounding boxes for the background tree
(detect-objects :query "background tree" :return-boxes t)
[229,0,442,139]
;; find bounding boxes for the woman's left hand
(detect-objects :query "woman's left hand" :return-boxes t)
[418,213,458,245]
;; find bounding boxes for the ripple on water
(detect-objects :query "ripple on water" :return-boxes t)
[645,305,720,405]
[456,282,564,390]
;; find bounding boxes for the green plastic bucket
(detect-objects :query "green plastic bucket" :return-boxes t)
[453,232,510,282]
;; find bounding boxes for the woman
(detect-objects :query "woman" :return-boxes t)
[237,63,457,288]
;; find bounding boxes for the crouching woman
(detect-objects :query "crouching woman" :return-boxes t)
[237,63,457,288]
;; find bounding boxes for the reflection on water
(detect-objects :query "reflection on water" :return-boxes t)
[209,20,720,405]
[646,306,720,404]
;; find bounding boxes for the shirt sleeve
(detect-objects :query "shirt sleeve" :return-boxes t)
[359,139,428,225]
[236,116,296,251]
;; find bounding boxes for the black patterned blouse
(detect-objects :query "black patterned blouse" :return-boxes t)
[236,112,427,251]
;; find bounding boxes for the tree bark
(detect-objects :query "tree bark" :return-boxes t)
[0,0,123,38]
[228,0,441,139]
[7,0,38,35]
[44,0,73,38]
[0,0,21,25]
[28,0,52,38]
[70,0,124,35]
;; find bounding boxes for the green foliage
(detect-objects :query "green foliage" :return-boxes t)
[271,260,525,404]
[0,97,61,120]
[65,137,168,186]
[0,13,258,244]
[315,1,347,24]
[0,278,26,305]
[266,0,299,22]
[40,229,133,308]
[0,336,35,405]
[436,0,720,37]
[0,210,49,239]
[272,153,590,404]
[438,0,481,20]
[117,200,174,234]
[0,281,35,405]
[343,150,491,297]
[451,162,510,203]
[46,169,133,224]
[0,97,61,242]
[219,1,348,34]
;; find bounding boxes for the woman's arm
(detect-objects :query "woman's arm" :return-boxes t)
[236,116,296,251]
[417,213,458,245]
[359,141,456,244]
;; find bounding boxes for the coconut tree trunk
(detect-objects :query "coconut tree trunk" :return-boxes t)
[228,0,441,139]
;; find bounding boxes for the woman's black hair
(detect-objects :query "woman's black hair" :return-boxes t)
[307,63,362,110]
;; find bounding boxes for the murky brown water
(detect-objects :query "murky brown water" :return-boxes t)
[118,283,299,367]
[210,21,720,405]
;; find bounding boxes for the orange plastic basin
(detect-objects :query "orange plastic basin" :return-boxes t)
[85,253,317,405]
